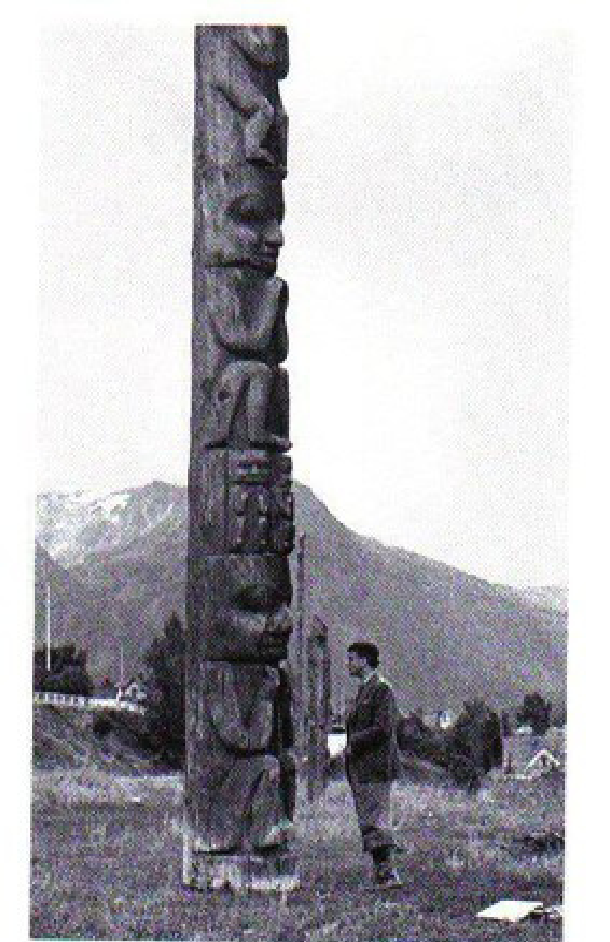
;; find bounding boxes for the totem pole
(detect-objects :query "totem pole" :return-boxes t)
[183,26,297,892]
[306,617,332,801]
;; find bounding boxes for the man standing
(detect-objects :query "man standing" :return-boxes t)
[345,642,402,887]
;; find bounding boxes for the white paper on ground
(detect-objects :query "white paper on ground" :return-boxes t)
[476,900,544,922]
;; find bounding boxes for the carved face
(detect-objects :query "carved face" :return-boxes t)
[229,188,283,273]
[232,26,289,77]
[194,554,293,663]
[203,168,284,274]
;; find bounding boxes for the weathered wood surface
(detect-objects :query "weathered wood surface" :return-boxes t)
[306,617,332,802]
[293,532,306,758]
[185,25,297,891]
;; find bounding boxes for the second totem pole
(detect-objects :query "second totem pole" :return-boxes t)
[183,25,298,891]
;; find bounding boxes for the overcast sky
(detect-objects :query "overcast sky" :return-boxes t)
[38,16,571,586]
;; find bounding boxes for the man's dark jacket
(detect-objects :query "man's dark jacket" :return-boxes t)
[346,673,401,783]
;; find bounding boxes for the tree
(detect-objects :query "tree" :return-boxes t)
[33,643,92,696]
[516,692,552,735]
[450,699,503,774]
[396,711,480,790]
[144,612,185,767]
[551,699,567,728]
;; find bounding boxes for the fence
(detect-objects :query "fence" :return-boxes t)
[33,691,147,715]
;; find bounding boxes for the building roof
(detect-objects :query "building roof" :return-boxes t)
[526,748,561,770]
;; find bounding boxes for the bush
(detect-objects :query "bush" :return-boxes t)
[516,692,553,735]
[397,712,480,790]
[34,644,93,696]
[449,700,503,774]
[92,714,113,736]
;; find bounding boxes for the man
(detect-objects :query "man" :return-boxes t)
[345,642,402,887]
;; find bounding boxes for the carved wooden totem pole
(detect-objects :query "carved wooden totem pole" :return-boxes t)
[183,25,298,892]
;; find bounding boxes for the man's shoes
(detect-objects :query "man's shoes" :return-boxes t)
[375,866,402,889]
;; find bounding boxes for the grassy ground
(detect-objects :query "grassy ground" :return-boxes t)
[30,767,563,941]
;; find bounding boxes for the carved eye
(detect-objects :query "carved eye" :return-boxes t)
[230,193,267,224]
[234,581,287,614]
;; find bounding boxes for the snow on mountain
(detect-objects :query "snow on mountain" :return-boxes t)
[36,482,186,565]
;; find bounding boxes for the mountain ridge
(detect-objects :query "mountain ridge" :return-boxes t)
[35,481,567,712]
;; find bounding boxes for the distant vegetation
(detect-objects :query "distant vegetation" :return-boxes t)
[516,691,554,735]
[398,699,503,789]
[35,482,567,711]
[33,643,93,697]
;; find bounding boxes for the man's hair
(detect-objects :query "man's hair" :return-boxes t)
[348,642,379,668]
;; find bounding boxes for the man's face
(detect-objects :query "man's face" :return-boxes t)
[347,650,366,678]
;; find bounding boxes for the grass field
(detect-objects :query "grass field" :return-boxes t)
[30,767,564,941]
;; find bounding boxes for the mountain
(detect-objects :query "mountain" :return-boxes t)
[34,544,144,682]
[36,482,187,567]
[35,482,567,712]
[513,586,568,614]
[488,583,568,616]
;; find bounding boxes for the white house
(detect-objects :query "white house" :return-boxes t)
[525,748,561,777]
[117,677,148,704]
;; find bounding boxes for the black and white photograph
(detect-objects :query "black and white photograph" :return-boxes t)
[10,0,607,939]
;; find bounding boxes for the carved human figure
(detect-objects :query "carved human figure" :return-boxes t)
[212,77,287,174]
[231,26,289,76]
[195,26,288,174]
[203,362,288,450]
[203,272,288,359]
[269,458,294,553]
[187,663,294,852]
[194,270,289,450]
[187,450,294,557]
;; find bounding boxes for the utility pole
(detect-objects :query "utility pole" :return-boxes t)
[46,583,51,672]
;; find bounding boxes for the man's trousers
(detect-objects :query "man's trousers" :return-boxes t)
[350,780,394,853]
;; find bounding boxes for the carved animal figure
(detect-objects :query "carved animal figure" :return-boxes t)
[189,553,292,663]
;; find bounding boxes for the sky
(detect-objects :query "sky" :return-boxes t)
[37,13,571,586]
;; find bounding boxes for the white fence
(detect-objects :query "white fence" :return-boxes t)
[33,691,147,715]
